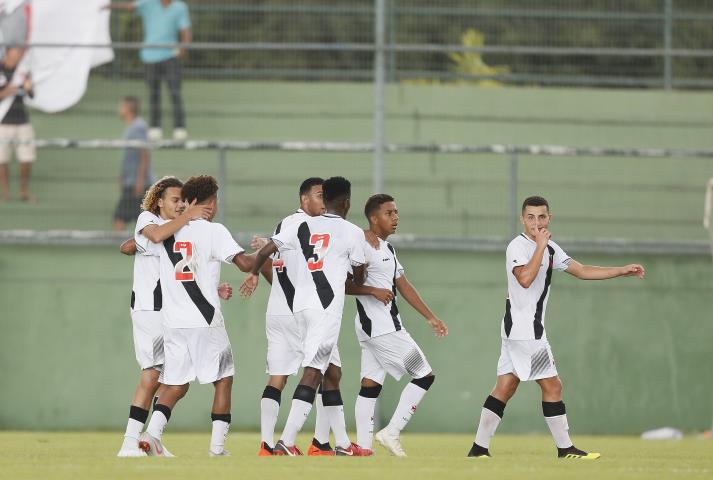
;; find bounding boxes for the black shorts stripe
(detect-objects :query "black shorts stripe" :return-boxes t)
[297,222,334,309]
[153,279,162,311]
[533,245,555,340]
[356,298,372,337]
[163,236,215,325]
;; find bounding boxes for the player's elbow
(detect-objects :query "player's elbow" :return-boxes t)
[516,275,533,289]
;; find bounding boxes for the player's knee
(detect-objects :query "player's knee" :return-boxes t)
[323,364,342,386]
[411,374,435,391]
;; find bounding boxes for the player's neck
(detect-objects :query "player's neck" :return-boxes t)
[370,226,388,241]
[522,231,535,241]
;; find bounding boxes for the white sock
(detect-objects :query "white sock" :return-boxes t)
[386,382,428,435]
[280,399,313,446]
[146,411,168,441]
[260,397,280,448]
[474,408,502,448]
[326,405,350,448]
[210,420,230,453]
[313,393,331,444]
[545,414,572,448]
[124,418,144,442]
[355,395,377,449]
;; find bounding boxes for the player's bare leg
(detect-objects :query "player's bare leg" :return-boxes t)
[274,367,323,455]
[141,384,189,457]
[18,163,35,203]
[209,376,233,456]
[469,373,519,458]
[259,374,288,455]
[0,164,10,201]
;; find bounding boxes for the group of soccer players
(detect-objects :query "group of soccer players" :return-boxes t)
[117,173,645,460]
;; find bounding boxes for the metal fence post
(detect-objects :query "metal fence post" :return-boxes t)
[663,0,673,90]
[387,0,397,82]
[218,148,227,224]
[373,0,386,194]
[510,152,519,238]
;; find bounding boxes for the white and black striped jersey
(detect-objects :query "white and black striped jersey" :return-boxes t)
[271,213,366,318]
[144,219,244,329]
[131,210,166,312]
[353,238,405,341]
[266,209,309,316]
[502,234,571,340]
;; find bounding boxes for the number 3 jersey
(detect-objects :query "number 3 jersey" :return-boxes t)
[271,213,366,318]
[145,219,244,329]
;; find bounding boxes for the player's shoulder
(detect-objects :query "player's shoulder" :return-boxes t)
[137,210,159,224]
[507,234,529,250]
[547,239,567,254]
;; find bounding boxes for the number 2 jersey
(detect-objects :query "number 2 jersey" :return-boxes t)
[144,219,244,329]
[271,213,366,318]
[132,210,167,312]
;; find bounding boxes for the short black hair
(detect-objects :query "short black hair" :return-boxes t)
[364,193,395,220]
[182,175,219,204]
[522,195,549,213]
[299,177,324,196]
[322,176,351,204]
[122,96,140,116]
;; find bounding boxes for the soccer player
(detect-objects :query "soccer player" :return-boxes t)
[345,194,448,457]
[241,176,368,456]
[139,175,262,457]
[255,177,347,457]
[468,195,645,460]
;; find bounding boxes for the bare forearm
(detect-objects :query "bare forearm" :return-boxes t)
[249,242,278,275]
[135,152,149,189]
[517,245,546,288]
[180,29,192,45]
[120,238,136,255]
[141,217,190,244]
[397,279,435,320]
[345,279,375,296]
[573,265,625,280]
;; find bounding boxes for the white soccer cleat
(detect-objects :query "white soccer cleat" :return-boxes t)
[148,127,163,141]
[209,449,231,457]
[117,442,147,458]
[375,428,407,457]
[138,432,175,457]
[172,128,188,141]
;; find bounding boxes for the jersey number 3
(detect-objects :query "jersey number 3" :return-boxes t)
[308,233,330,272]
[174,241,194,282]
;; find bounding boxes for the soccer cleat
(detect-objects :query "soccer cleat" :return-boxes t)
[375,428,406,457]
[467,443,491,458]
[117,443,147,458]
[258,442,274,456]
[307,438,335,456]
[335,442,373,457]
[148,127,163,141]
[173,128,188,141]
[273,440,303,456]
[209,449,231,457]
[557,446,601,460]
[138,432,175,457]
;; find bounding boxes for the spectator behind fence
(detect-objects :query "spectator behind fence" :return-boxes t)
[105,0,191,142]
[0,60,35,203]
[113,96,153,231]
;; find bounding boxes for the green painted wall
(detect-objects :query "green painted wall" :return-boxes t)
[1,245,711,434]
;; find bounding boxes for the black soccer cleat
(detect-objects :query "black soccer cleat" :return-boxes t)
[557,445,601,460]
[467,442,491,458]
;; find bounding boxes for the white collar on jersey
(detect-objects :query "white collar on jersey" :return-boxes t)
[322,213,341,218]
[296,208,305,214]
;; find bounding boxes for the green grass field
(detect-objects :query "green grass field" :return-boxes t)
[1,432,711,480]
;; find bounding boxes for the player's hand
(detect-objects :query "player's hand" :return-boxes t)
[534,228,552,248]
[184,199,212,220]
[621,264,645,279]
[239,273,259,298]
[218,282,233,300]
[427,316,448,337]
[370,287,394,305]
[364,229,380,249]
[251,235,269,251]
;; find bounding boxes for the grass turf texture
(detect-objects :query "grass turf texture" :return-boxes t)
[1,432,711,480]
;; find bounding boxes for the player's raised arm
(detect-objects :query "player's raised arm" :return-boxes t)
[141,200,211,244]
[239,240,279,297]
[513,228,551,289]
[395,275,448,337]
[120,237,137,256]
[564,260,645,280]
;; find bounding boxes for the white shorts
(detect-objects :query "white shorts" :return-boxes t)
[293,309,342,374]
[131,310,164,370]
[162,326,235,385]
[0,124,35,164]
[496,338,558,381]
[360,330,432,384]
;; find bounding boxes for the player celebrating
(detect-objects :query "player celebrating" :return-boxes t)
[116,175,212,457]
[241,176,368,456]
[468,196,645,460]
[139,175,262,457]
[345,194,447,457]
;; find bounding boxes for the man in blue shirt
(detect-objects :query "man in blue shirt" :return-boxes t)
[113,96,153,231]
[106,1,192,141]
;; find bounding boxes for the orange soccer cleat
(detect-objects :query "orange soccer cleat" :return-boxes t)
[258,441,274,456]
[307,438,335,456]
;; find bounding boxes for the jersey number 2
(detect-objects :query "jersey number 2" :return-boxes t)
[174,241,194,282]
[308,233,330,272]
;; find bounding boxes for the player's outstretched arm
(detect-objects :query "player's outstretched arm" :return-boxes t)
[120,238,137,256]
[565,260,645,281]
[344,276,393,305]
[141,200,211,244]
[395,275,448,337]
[239,240,279,297]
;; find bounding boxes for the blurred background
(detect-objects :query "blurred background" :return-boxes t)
[1,0,712,437]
